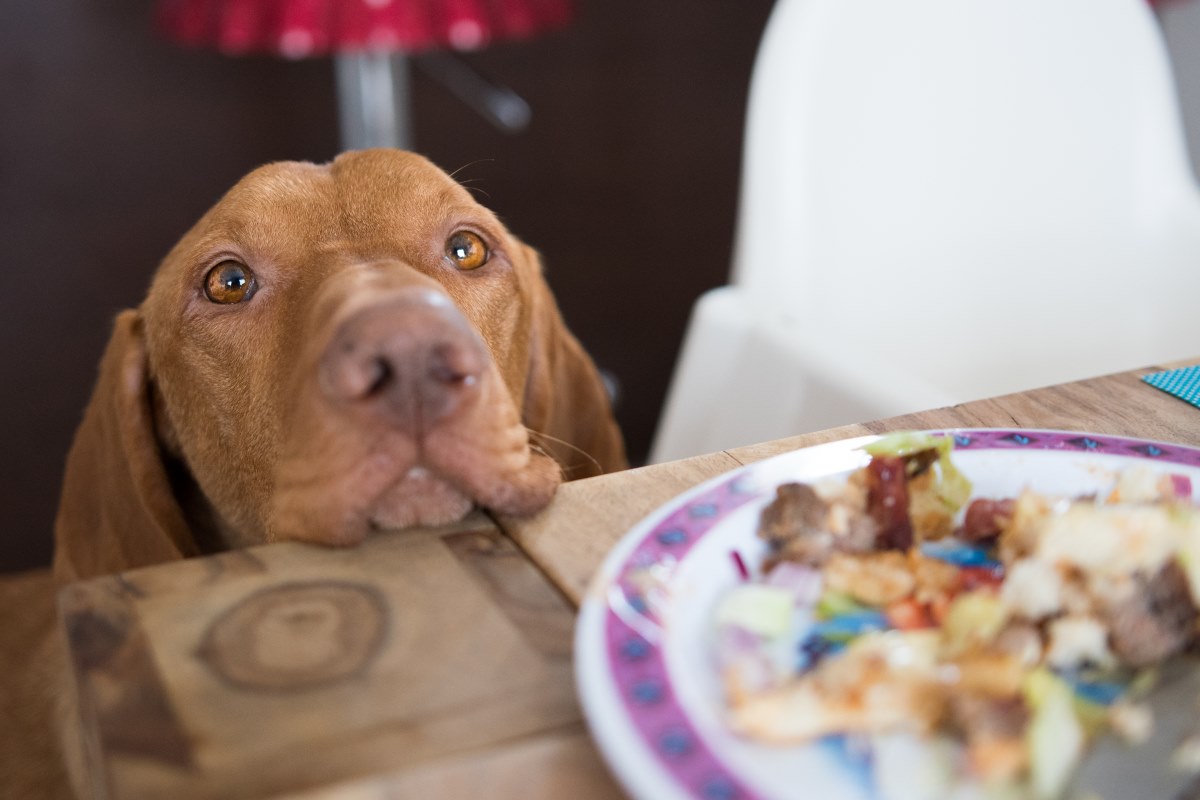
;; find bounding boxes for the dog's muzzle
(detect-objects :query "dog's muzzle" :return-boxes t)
[318,287,488,437]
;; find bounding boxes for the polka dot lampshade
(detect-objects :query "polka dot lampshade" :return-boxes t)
[155,0,575,59]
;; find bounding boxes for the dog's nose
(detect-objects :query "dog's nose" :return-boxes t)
[318,291,486,433]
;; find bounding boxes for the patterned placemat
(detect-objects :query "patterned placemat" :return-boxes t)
[1143,365,1200,408]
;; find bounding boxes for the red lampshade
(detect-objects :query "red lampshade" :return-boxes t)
[155,0,575,58]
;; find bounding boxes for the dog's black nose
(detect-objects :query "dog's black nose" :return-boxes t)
[319,290,486,433]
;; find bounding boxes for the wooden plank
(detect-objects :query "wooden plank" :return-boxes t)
[728,361,1200,463]
[495,451,742,607]
[723,422,875,465]
[289,725,623,800]
[60,513,582,800]
[0,569,75,800]
[860,361,1200,448]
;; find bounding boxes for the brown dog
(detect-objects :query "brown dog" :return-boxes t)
[54,147,625,582]
[2,148,625,797]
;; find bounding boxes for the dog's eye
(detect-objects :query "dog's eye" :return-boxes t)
[446,231,489,270]
[204,260,257,304]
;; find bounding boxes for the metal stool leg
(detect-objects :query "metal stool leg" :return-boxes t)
[334,51,412,151]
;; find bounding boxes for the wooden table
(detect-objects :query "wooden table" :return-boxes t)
[61,358,1200,800]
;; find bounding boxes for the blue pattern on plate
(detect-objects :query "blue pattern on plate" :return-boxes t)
[620,637,651,661]
[660,728,694,757]
[657,527,688,546]
[1001,432,1035,446]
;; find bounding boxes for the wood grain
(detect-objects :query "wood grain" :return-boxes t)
[855,361,1200,447]
[60,513,588,800]
[0,569,75,800]
[495,451,742,606]
[290,725,622,800]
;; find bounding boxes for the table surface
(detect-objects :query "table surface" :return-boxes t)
[61,358,1200,800]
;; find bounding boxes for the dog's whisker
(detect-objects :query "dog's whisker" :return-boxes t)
[525,438,566,475]
[448,158,495,182]
[449,160,496,201]
[525,440,568,481]
[525,427,602,479]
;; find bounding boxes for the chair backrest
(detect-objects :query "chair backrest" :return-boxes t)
[730,0,1200,402]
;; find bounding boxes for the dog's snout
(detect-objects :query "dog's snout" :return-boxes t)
[319,293,486,433]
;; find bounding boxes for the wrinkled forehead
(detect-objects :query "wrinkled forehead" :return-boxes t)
[184,151,484,257]
[326,149,480,230]
[235,152,475,228]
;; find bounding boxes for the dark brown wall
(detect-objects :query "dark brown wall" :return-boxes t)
[0,0,774,572]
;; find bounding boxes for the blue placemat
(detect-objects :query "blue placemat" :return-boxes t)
[1143,365,1200,408]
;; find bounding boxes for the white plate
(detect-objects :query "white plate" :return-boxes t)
[574,429,1200,800]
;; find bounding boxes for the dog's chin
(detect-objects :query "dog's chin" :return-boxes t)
[267,465,475,547]
[367,466,475,531]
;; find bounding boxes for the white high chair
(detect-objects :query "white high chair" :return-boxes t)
[650,0,1200,464]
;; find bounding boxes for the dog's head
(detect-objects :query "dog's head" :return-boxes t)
[53,150,625,581]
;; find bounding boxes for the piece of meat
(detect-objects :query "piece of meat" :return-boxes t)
[948,693,1029,741]
[1103,560,1199,667]
[758,483,838,567]
[962,498,1016,544]
[760,483,826,541]
[947,693,1030,782]
[866,456,913,551]
[757,481,875,567]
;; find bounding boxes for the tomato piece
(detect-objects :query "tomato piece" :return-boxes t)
[886,598,935,630]
[929,593,953,625]
[958,565,1005,592]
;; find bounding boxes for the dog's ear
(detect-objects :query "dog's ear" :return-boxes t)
[52,310,197,584]
[520,248,627,479]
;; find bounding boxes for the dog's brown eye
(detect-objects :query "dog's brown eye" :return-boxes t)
[446,231,488,270]
[204,260,256,304]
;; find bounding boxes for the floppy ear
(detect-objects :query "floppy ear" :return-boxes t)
[52,310,197,584]
[522,255,627,479]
